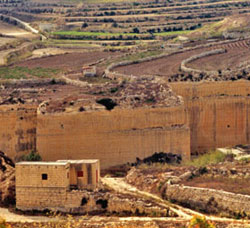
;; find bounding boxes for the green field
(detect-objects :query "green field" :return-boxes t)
[62,0,133,3]
[155,30,192,36]
[52,31,139,37]
[51,30,192,40]
[0,66,60,79]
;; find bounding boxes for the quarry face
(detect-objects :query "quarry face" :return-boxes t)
[0,0,250,226]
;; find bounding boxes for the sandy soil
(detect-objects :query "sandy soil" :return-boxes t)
[0,207,56,222]
[30,48,79,59]
[0,42,31,66]
[0,21,37,39]
[0,37,17,47]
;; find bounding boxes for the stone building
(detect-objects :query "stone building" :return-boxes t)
[16,159,100,212]
[82,66,96,77]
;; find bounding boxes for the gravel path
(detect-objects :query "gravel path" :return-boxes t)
[0,208,56,222]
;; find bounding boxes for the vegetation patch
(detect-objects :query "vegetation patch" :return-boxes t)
[183,150,227,167]
[51,31,139,37]
[155,30,192,36]
[19,150,42,161]
[0,66,60,79]
[188,215,215,228]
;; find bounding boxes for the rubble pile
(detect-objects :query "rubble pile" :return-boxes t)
[131,152,182,166]
[115,78,182,108]
[0,151,15,206]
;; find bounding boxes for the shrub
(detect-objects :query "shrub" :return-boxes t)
[184,150,227,167]
[0,217,11,228]
[21,150,42,161]
[188,215,216,228]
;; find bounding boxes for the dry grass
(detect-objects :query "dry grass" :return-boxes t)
[183,150,227,168]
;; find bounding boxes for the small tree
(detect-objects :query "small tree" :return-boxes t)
[0,217,11,228]
[81,22,88,29]
[133,27,140,33]
[188,215,216,228]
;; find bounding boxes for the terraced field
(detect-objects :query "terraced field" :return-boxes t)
[114,39,250,80]
[187,39,250,71]
[0,0,249,44]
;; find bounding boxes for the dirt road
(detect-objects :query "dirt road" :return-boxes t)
[0,208,56,223]
[1,178,249,226]
[102,177,250,227]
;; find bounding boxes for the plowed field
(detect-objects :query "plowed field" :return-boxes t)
[15,51,118,72]
[114,39,250,79]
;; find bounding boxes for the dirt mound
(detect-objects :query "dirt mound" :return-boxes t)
[0,151,15,206]
[131,152,182,166]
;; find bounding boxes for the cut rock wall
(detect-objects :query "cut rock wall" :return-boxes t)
[37,106,190,169]
[0,105,37,160]
[0,81,249,166]
[170,81,250,99]
[171,81,250,154]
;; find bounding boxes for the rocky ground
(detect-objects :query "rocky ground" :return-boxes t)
[126,160,250,195]
[0,151,250,227]
[125,156,250,218]
[0,77,181,114]
[0,151,15,206]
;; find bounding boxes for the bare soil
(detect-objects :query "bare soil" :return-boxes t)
[114,39,250,79]
[0,21,37,39]
[182,176,250,195]
[187,39,250,71]
[0,37,17,48]
[15,51,119,74]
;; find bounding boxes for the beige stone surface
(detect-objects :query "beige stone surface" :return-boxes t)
[0,81,249,167]
[0,105,37,160]
[171,81,250,154]
[37,106,190,168]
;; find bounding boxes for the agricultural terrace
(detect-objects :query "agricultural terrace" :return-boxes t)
[0,0,249,45]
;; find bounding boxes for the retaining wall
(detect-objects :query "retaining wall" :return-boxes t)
[165,184,250,214]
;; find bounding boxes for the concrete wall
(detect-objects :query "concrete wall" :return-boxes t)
[171,81,250,154]
[37,106,190,169]
[0,105,37,160]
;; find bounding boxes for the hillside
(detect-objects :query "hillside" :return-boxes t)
[189,14,250,39]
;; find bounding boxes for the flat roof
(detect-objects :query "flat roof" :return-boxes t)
[57,159,99,164]
[16,161,69,166]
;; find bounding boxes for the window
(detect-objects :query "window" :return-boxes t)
[42,173,48,180]
[77,171,83,177]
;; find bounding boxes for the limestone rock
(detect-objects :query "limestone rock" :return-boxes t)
[0,151,15,206]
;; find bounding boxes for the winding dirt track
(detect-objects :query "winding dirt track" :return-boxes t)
[102,178,250,226]
[1,177,250,226]
[114,39,250,79]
